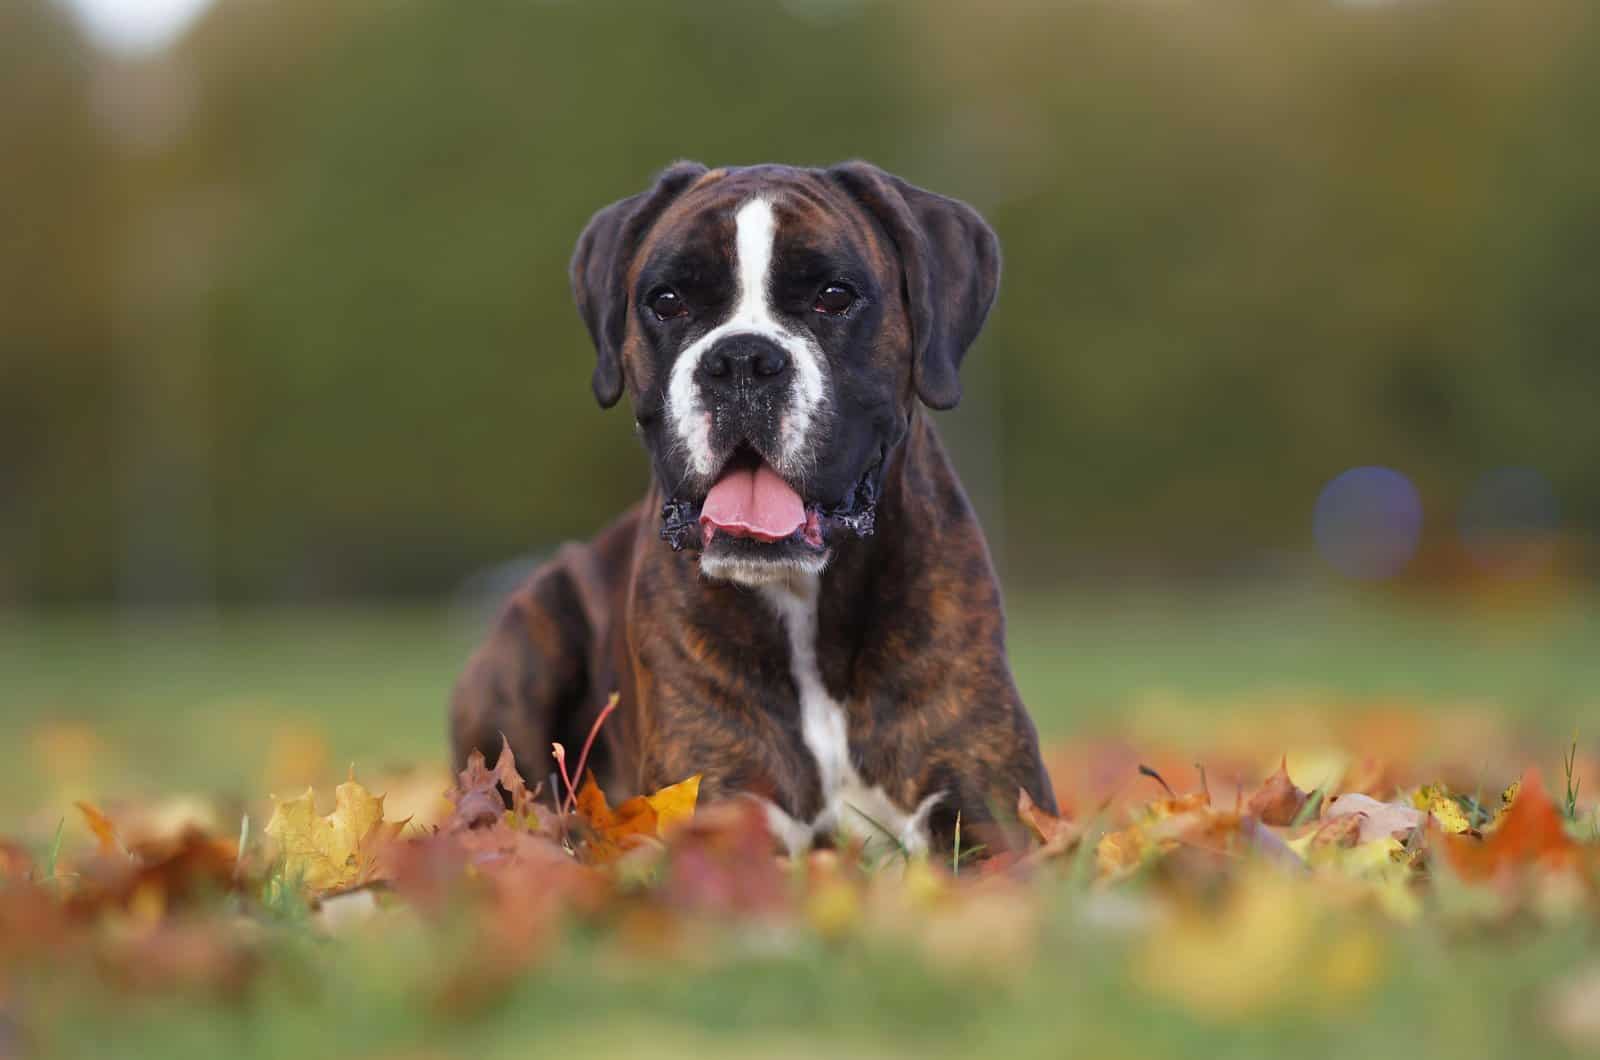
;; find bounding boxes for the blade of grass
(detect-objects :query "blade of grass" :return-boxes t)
[43,817,64,880]
[1289,786,1325,828]
[846,803,909,863]
[234,813,251,881]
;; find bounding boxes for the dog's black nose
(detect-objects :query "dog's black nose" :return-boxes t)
[697,334,791,390]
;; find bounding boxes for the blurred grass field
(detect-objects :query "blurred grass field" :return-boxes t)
[5,589,1599,1059]
[4,588,1596,819]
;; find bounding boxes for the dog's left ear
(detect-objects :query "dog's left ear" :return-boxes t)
[571,161,709,408]
[828,161,1001,410]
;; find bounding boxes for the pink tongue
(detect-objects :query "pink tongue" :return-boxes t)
[700,463,806,542]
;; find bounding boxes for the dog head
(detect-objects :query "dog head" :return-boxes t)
[571,161,999,585]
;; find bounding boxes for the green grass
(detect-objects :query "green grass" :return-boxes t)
[3,589,1598,1059]
[28,877,1598,1060]
[3,589,1597,818]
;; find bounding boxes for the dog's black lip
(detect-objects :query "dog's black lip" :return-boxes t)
[658,449,884,553]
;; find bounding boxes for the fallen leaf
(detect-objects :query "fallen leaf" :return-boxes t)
[1018,789,1082,859]
[448,737,542,833]
[1096,791,1215,877]
[574,774,659,863]
[1322,794,1424,844]
[657,800,786,915]
[1135,868,1382,1019]
[0,842,34,883]
[1411,784,1475,835]
[1442,768,1579,881]
[450,747,508,831]
[1245,758,1310,826]
[66,830,240,920]
[265,774,410,893]
[75,802,122,857]
[1305,813,1363,852]
[644,774,701,835]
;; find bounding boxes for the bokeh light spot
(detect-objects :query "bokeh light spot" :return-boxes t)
[1313,467,1423,580]
[1459,467,1560,577]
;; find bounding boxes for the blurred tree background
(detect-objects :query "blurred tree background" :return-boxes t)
[4,0,1597,604]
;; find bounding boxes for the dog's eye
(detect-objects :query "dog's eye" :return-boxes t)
[813,283,855,315]
[647,288,687,321]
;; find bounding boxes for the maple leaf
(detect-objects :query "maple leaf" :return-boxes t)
[1244,758,1310,826]
[449,736,541,833]
[265,774,410,894]
[573,772,701,863]
[644,774,701,834]
[1442,767,1580,881]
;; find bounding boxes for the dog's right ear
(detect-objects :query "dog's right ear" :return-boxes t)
[570,161,708,408]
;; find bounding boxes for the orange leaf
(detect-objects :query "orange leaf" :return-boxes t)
[76,801,122,857]
[1245,757,1310,826]
[575,773,658,863]
[1442,767,1578,881]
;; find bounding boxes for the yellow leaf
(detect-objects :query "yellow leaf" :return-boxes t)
[1492,780,1521,829]
[644,774,701,834]
[1412,784,1474,834]
[576,772,701,862]
[264,775,408,894]
[1095,827,1146,877]
[1135,868,1385,1020]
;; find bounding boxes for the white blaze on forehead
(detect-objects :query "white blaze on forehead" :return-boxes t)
[664,196,829,481]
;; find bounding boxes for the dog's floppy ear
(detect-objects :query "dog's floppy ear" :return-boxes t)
[828,162,1000,410]
[571,161,708,408]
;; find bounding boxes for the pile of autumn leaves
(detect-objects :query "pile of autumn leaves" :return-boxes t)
[2,727,1598,1027]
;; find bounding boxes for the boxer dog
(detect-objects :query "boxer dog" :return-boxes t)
[451,162,1055,855]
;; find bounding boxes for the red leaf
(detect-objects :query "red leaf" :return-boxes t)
[1442,767,1579,881]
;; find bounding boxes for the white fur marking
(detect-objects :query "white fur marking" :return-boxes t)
[699,549,831,588]
[664,197,829,482]
[760,575,941,854]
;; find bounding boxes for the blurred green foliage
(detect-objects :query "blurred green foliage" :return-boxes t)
[4,0,1598,602]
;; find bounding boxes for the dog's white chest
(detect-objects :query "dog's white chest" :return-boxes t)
[758,577,940,855]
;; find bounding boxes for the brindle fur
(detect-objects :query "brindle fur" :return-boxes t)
[451,162,1056,853]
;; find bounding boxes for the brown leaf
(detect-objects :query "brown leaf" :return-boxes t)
[1308,813,1364,851]
[449,738,543,833]
[1245,758,1310,826]
[658,799,787,915]
[492,735,541,826]
[1322,794,1424,844]
[1017,789,1082,859]
[66,830,240,920]
[0,841,35,884]
[449,747,507,832]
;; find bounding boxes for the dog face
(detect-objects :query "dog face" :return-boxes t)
[571,162,999,585]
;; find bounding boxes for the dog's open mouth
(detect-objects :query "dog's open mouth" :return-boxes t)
[658,446,880,554]
[697,447,820,547]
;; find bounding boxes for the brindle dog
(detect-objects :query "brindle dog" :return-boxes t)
[451,162,1055,855]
